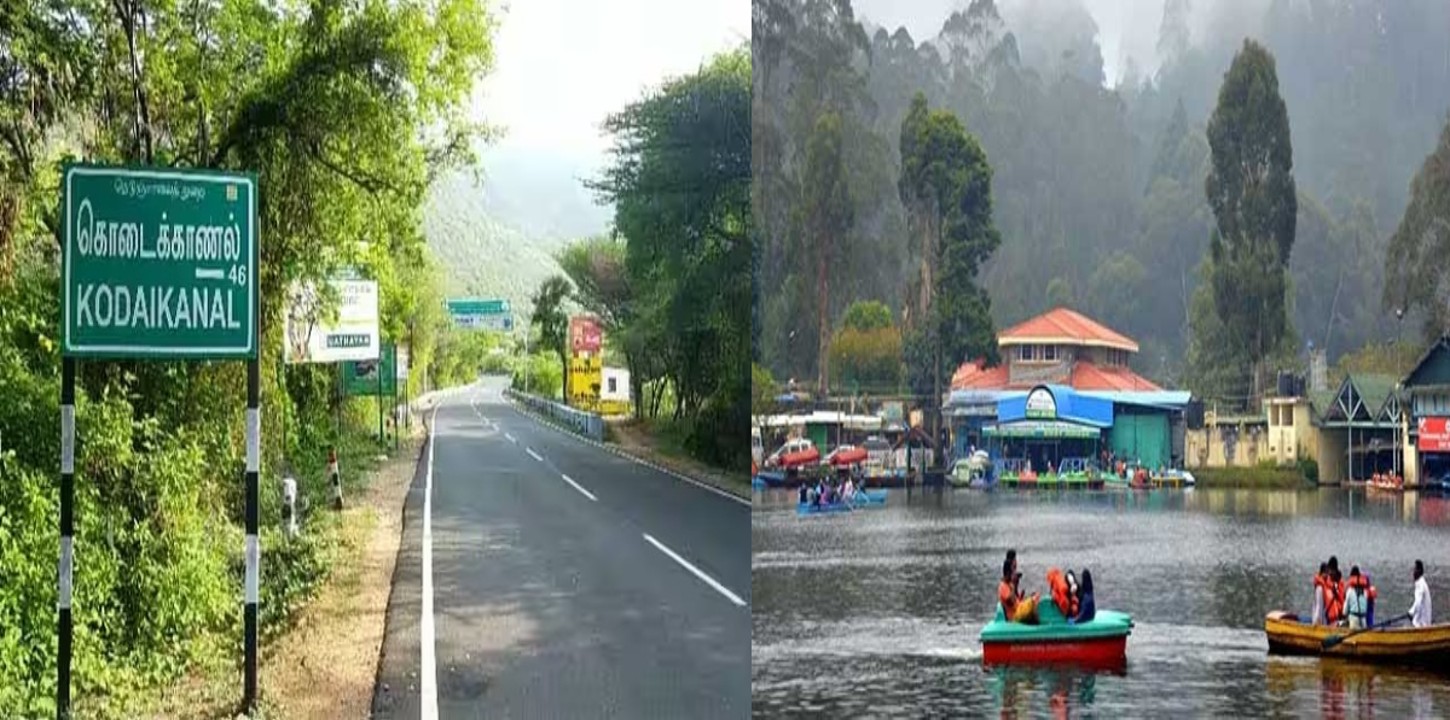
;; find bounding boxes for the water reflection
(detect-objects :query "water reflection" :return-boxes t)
[988,664,1120,719]
[753,486,1450,717]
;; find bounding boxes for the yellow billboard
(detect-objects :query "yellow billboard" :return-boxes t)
[568,352,603,412]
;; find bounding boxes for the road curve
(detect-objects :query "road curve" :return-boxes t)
[372,377,749,718]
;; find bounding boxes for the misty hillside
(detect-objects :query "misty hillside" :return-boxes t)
[477,145,614,240]
[754,0,1450,398]
[424,170,575,319]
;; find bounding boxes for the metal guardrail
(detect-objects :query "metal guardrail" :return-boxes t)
[505,388,605,442]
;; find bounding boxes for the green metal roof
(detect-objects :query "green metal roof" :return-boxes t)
[1405,337,1450,388]
[1348,373,1399,419]
[1308,390,1337,422]
[1318,373,1401,427]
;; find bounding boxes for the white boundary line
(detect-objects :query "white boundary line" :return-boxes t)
[505,395,750,507]
[421,407,439,720]
[526,447,543,462]
[504,432,516,444]
[642,533,746,607]
[560,474,598,502]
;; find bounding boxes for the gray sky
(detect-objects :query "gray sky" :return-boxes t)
[853,0,1180,86]
[470,0,749,236]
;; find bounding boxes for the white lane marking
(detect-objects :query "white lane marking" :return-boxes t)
[526,447,543,462]
[504,432,516,444]
[560,474,598,502]
[642,533,747,608]
[421,408,439,720]
[504,394,749,507]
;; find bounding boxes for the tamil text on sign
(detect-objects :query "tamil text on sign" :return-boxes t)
[63,164,258,358]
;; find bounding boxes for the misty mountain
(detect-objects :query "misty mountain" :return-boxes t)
[476,145,614,240]
[754,0,1450,394]
[423,170,578,319]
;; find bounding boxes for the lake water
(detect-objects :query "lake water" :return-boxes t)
[752,486,1450,718]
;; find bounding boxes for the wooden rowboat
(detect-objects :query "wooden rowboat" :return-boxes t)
[1265,610,1450,668]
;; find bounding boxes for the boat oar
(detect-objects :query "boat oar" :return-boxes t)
[1322,612,1411,649]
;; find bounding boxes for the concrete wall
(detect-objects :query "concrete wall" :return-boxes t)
[1185,414,1269,468]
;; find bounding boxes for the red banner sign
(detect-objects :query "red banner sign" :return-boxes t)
[1419,417,1450,453]
[569,315,602,353]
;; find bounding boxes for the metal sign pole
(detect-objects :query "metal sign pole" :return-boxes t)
[58,358,75,720]
[243,358,260,709]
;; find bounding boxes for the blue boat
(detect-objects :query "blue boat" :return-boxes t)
[796,489,888,515]
[754,470,789,488]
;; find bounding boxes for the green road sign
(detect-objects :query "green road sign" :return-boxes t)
[344,343,397,396]
[446,298,509,316]
[62,164,258,358]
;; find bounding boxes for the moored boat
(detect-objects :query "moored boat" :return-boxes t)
[1264,610,1450,667]
[796,489,888,515]
[979,597,1133,666]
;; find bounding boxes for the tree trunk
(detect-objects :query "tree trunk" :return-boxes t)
[817,231,830,396]
[115,0,154,163]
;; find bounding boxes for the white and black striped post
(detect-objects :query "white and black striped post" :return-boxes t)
[58,357,75,720]
[243,359,260,709]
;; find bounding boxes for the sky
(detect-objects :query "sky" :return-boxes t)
[470,0,749,237]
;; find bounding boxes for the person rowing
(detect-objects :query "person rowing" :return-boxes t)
[1409,559,1433,628]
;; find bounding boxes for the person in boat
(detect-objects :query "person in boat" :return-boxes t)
[1409,559,1432,628]
[1072,569,1096,624]
[1326,566,1345,626]
[1345,566,1376,629]
[1311,563,1327,624]
[842,476,857,503]
[1047,567,1077,618]
[998,558,1039,624]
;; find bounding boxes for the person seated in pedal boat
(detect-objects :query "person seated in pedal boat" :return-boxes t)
[1047,567,1078,619]
[798,483,809,505]
[842,476,856,503]
[1071,569,1096,624]
[998,557,1040,624]
[1344,566,1376,629]
[1409,559,1432,628]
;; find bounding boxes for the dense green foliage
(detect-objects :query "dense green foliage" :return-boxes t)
[896,92,1000,432]
[1384,117,1450,335]
[753,0,1450,397]
[528,274,572,397]
[0,0,498,712]
[802,111,854,394]
[588,48,750,469]
[1201,39,1298,397]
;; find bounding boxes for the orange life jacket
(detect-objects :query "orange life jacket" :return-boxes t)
[1317,574,1344,623]
[1346,574,1377,609]
[999,579,1018,615]
[1047,567,1073,616]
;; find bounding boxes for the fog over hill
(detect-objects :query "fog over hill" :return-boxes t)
[423,168,586,319]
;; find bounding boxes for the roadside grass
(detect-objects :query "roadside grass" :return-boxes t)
[120,406,420,719]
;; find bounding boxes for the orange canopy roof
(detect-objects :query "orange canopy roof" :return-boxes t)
[950,360,1160,392]
[998,307,1139,353]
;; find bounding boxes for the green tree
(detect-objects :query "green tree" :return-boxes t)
[840,299,893,332]
[803,111,853,394]
[1384,117,1450,336]
[592,48,750,467]
[898,92,1000,443]
[529,274,572,399]
[1203,39,1298,398]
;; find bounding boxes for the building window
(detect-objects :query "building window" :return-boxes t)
[608,377,617,393]
[1043,345,1057,362]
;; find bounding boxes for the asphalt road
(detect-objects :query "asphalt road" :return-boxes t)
[372,377,749,718]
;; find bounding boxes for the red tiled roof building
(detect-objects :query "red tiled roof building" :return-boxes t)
[952,307,1161,392]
